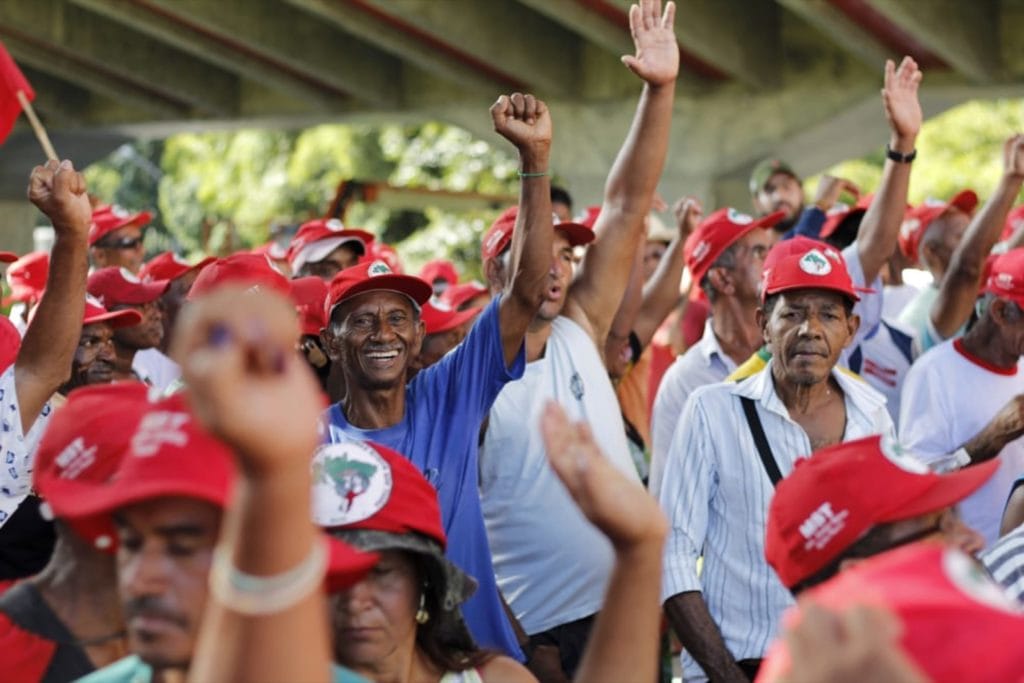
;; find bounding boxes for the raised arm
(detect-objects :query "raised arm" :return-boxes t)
[930,135,1024,339]
[16,160,90,429]
[492,93,554,366]
[567,0,678,345]
[855,57,922,284]
[540,401,667,683]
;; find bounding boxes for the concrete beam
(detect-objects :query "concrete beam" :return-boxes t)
[283,0,506,94]
[355,0,580,96]
[867,0,1001,83]
[608,0,783,88]
[516,0,633,58]
[69,0,348,112]
[138,0,403,107]
[777,0,893,71]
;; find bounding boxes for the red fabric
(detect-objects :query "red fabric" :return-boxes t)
[0,610,57,683]
[420,300,480,336]
[819,193,874,239]
[761,237,867,302]
[764,435,997,588]
[289,276,329,336]
[81,295,141,328]
[324,260,432,321]
[440,281,488,310]
[187,253,291,301]
[0,316,19,372]
[898,190,978,263]
[419,259,459,287]
[87,204,152,246]
[684,208,784,285]
[983,248,1024,314]
[5,251,48,304]
[953,338,1018,376]
[1002,204,1024,242]
[139,252,215,283]
[87,267,168,307]
[286,219,373,267]
[0,41,34,145]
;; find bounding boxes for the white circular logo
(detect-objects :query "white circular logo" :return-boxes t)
[943,547,1023,614]
[311,441,393,527]
[325,218,345,231]
[798,249,832,276]
[878,435,929,474]
[110,205,131,219]
[727,208,753,225]
[367,260,392,277]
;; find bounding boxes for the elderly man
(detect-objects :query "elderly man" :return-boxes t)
[320,91,556,658]
[658,239,893,682]
[87,205,151,274]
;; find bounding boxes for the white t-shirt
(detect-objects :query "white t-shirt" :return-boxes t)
[480,315,639,635]
[0,366,52,526]
[132,348,181,392]
[882,283,922,320]
[899,338,1024,545]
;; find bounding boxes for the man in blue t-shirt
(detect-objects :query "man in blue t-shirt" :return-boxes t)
[319,93,558,658]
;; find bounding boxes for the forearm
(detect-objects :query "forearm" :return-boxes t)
[191,464,330,683]
[574,537,665,683]
[856,131,916,283]
[604,83,674,216]
[664,591,746,682]
[15,229,87,427]
[635,234,686,346]
[607,242,646,352]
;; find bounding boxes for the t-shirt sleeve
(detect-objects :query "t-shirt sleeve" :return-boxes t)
[0,367,51,528]
[783,206,826,240]
[842,243,883,350]
[418,295,526,420]
[659,389,718,602]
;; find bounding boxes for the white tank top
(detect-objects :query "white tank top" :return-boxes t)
[480,315,639,635]
[439,668,484,683]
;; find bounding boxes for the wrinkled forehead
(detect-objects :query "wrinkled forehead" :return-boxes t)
[772,288,853,311]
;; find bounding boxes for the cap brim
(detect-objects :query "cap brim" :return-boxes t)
[425,306,481,336]
[84,308,143,328]
[554,222,595,247]
[324,536,379,593]
[328,274,433,318]
[0,252,17,263]
[291,234,371,271]
[949,189,980,216]
[886,459,999,521]
[46,474,229,521]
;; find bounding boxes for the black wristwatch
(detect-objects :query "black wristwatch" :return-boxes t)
[886,144,916,163]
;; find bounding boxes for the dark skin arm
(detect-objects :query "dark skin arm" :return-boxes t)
[854,57,922,285]
[930,135,1024,339]
[492,93,554,367]
[564,0,678,348]
[664,591,748,683]
[16,160,90,432]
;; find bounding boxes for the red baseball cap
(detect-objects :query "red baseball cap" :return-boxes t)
[577,206,601,229]
[4,251,48,305]
[820,194,873,239]
[982,247,1024,307]
[82,294,142,328]
[419,259,459,288]
[311,440,446,548]
[759,543,1024,683]
[139,252,215,283]
[87,267,169,307]
[685,208,784,285]
[187,253,292,301]
[760,236,866,302]
[898,190,978,262]
[289,276,329,336]
[0,316,20,372]
[481,206,594,261]
[88,204,153,246]
[1003,205,1024,243]
[363,241,404,273]
[324,260,433,322]
[420,299,480,336]
[440,280,489,310]
[287,218,374,272]
[765,435,997,589]
[253,239,289,261]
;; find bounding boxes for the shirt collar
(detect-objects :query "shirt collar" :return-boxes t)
[698,318,726,365]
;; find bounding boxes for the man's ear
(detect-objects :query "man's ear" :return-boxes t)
[321,324,342,363]
[409,318,426,358]
[483,257,505,294]
[707,267,733,297]
[842,313,861,349]
[756,305,770,345]
[89,246,106,269]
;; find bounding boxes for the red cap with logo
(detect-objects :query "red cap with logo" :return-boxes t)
[82,294,142,328]
[440,281,489,310]
[87,267,169,307]
[982,247,1024,307]
[898,190,978,263]
[760,237,866,302]
[87,204,153,246]
[139,252,216,283]
[287,218,374,272]
[420,299,480,336]
[311,440,446,548]
[4,251,48,305]
[758,543,1024,683]
[685,208,784,285]
[480,206,594,262]
[289,276,329,336]
[324,260,433,322]
[765,435,997,589]
[187,253,292,301]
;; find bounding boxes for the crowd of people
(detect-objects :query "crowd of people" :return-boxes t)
[2,1,1024,681]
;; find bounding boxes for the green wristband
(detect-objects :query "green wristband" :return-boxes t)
[518,170,548,178]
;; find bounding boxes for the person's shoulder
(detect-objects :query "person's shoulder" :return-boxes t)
[331,663,372,683]
[477,655,534,683]
[75,655,148,683]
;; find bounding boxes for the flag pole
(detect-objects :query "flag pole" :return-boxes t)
[15,90,57,161]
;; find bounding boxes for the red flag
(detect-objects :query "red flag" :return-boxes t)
[0,40,35,145]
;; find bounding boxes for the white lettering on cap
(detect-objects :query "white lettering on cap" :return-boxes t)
[996,272,1015,290]
[691,240,711,264]
[132,412,190,457]
[798,501,849,551]
[54,437,98,480]
[311,441,392,527]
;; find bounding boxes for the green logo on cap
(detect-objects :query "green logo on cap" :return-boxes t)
[799,250,832,276]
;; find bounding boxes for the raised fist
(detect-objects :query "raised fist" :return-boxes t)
[27,159,91,237]
[621,0,679,87]
[490,93,552,153]
[1004,134,1024,180]
[672,195,703,237]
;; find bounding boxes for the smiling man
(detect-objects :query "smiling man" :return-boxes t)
[319,91,556,659]
[657,238,893,682]
[59,296,142,395]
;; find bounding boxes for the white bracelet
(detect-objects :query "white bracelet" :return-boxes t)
[209,538,328,615]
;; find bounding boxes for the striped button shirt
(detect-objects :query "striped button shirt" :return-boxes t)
[658,359,893,682]
[982,526,1024,603]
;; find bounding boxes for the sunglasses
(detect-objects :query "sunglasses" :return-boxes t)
[97,236,144,250]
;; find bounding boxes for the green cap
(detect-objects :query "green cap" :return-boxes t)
[749,158,799,196]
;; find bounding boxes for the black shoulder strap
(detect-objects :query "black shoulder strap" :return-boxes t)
[740,397,784,487]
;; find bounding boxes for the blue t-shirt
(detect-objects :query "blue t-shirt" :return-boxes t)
[322,296,526,659]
